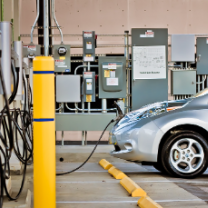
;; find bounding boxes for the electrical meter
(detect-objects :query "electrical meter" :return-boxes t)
[83,31,96,62]
[53,44,71,72]
[99,57,126,99]
[83,71,95,102]
[23,44,41,58]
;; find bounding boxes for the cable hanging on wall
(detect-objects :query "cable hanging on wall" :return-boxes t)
[0,51,33,208]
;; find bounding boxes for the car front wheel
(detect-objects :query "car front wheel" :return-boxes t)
[161,131,208,178]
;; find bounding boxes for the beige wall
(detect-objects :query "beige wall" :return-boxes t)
[20,0,208,54]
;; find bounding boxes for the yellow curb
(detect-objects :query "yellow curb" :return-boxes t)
[99,159,113,170]
[120,177,147,197]
[108,166,127,180]
[138,196,163,208]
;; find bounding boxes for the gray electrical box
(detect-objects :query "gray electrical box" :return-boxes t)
[131,28,168,110]
[82,71,95,102]
[99,56,126,99]
[197,37,208,74]
[23,44,41,58]
[56,75,81,103]
[171,70,196,95]
[53,44,71,72]
[171,34,195,62]
[83,31,95,62]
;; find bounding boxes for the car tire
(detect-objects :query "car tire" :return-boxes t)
[153,162,167,173]
[161,130,208,178]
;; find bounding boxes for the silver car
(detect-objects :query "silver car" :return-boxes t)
[110,89,208,178]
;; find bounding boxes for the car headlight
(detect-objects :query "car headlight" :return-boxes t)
[118,102,168,125]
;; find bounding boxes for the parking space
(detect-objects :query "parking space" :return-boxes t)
[55,145,208,208]
[4,145,208,208]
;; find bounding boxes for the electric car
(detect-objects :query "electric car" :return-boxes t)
[110,89,208,178]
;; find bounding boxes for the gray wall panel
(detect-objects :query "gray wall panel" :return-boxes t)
[55,113,116,131]
[131,28,168,110]
[197,37,208,75]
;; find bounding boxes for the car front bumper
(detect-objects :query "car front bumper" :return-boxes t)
[109,119,164,162]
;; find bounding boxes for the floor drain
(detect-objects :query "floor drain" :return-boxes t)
[60,158,64,162]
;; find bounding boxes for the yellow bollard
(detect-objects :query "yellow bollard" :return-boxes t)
[33,56,56,208]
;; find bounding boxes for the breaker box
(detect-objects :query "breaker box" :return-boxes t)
[56,75,81,103]
[99,56,126,99]
[23,44,41,58]
[83,31,96,62]
[196,37,208,74]
[53,44,71,72]
[171,34,195,62]
[82,71,95,102]
[131,28,168,110]
[171,69,196,95]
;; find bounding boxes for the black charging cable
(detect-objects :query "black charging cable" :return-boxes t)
[56,119,114,176]
[0,50,33,207]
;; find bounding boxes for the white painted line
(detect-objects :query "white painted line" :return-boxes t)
[56,199,205,204]
[56,180,208,184]
[56,170,107,173]
[155,199,204,203]
[56,201,138,204]
[134,180,208,184]
[56,181,118,184]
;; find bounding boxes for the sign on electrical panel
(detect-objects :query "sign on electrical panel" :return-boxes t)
[133,46,166,79]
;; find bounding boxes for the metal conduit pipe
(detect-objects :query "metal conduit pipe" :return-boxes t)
[74,64,99,75]
[51,0,63,44]
[196,75,206,84]
[44,0,49,56]
[65,103,76,111]
[56,103,63,111]
[74,103,116,112]
[31,0,40,43]
[102,98,107,113]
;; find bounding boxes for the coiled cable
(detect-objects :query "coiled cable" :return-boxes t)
[0,51,33,207]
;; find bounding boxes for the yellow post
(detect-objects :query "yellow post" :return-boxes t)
[33,56,56,208]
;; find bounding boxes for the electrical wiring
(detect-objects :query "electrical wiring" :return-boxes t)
[0,51,33,207]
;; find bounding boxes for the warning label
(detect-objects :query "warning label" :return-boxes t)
[108,63,117,69]
[84,72,93,78]
[55,59,67,67]
[140,30,154,38]
[28,45,36,51]
[84,32,93,38]
[106,78,119,86]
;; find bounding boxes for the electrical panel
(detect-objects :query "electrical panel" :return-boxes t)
[83,31,96,62]
[196,37,208,74]
[23,44,41,58]
[56,75,81,103]
[171,34,195,62]
[131,28,168,110]
[82,71,95,102]
[53,44,71,72]
[99,56,126,99]
[171,69,196,95]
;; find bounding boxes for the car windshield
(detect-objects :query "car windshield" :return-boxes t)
[192,88,208,98]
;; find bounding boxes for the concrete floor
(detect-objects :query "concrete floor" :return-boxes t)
[3,145,208,208]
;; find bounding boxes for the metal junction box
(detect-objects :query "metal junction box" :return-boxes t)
[82,71,95,102]
[53,44,71,72]
[196,37,208,74]
[98,56,126,99]
[83,31,95,62]
[131,28,168,110]
[171,70,196,95]
[56,75,80,103]
[171,34,195,62]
